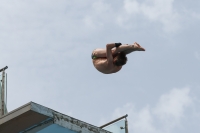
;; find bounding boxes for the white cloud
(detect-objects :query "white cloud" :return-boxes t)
[119,0,180,32]
[153,88,191,130]
[133,106,157,133]
[83,16,97,29]
[82,0,113,30]
[191,12,200,19]
[124,0,140,14]
[92,0,111,14]
[101,88,193,133]
[195,52,200,60]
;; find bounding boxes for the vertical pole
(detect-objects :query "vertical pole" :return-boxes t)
[125,118,128,133]
[6,73,7,109]
[1,70,5,116]
[0,75,1,116]
[0,66,8,117]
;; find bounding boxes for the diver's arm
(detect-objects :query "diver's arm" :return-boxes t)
[106,43,121,67]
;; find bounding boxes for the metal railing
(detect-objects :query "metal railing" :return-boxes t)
[100,114,128,133]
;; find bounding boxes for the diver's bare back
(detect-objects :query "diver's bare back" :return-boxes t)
[92,42,145,74]
[92,58,122,74]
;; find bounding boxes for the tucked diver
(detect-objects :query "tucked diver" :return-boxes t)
[92,42,145,74]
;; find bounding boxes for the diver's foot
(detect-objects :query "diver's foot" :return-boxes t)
[133,42,145,51]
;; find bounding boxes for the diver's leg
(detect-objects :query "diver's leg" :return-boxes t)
[92,49,107,57]
[112,44,134,54]
[113,42,145,55]
[92,42,145,57]
[92,46,129,58]
[92,44,134,57]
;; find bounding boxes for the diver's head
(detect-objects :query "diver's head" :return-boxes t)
[113,52,127,66]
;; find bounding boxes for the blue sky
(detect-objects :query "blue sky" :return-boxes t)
[0,0,200,133]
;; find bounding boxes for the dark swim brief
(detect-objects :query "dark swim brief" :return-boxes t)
[91,53,97,59]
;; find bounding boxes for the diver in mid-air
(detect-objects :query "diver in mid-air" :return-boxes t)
[92,42,145,74]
